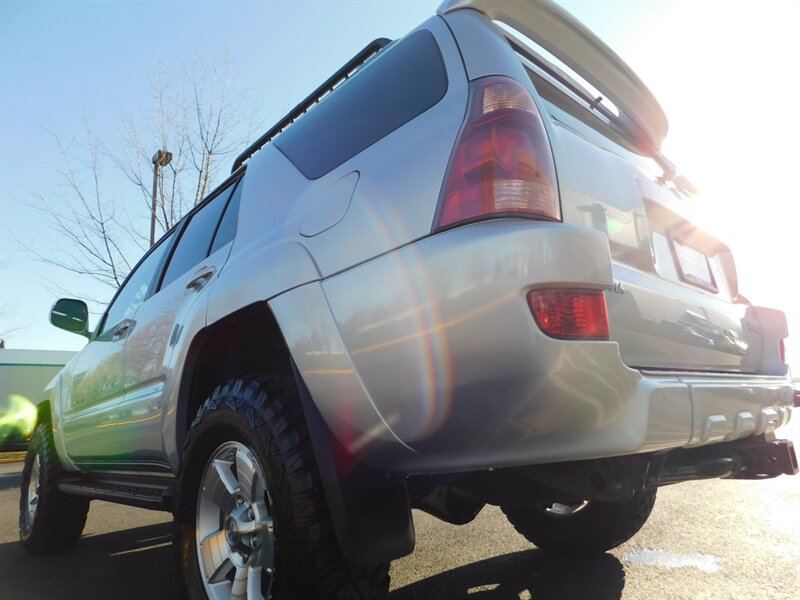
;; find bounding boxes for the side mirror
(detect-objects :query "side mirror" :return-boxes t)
[50,299,89,337]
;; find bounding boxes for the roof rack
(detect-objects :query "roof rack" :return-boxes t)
[231,38,392,173]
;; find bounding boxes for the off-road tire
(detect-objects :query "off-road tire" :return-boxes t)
[175,376,390,599]
[19,423,90,553]
[502,489,657,554]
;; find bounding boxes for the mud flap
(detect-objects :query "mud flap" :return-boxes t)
[291,363,415,567]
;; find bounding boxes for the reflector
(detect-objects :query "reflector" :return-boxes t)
[528,289,610,340]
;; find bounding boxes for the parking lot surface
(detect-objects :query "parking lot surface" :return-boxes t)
[1,416,798,599]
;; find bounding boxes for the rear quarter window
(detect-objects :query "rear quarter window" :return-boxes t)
[275,29,448,179]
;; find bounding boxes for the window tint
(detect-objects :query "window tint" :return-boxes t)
[160,187,232,290]
[209,181,242,254]
[101,230,176,334]
[275,30,447,179]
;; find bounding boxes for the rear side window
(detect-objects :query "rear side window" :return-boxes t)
[159,186,232,290]
[275,30,447,179]
[209,181,242,254]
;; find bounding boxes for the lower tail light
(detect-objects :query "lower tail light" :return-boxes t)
[435,76,560,231]
[528,289,609,340]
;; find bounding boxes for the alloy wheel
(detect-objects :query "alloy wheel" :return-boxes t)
[26,452,41,524]
[543,500,589,516]
[196,441,275,600]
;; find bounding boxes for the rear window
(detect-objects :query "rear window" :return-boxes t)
[209,181,242,254]
[159,185,233,290]
[275,29,447,179]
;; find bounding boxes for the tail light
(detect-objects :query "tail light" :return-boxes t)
[780,338,786,364]
[435,76,560,231]
[528,289,609,340]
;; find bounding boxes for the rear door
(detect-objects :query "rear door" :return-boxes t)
[115,179,241,469]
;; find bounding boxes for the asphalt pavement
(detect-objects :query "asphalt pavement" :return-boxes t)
[1,417,798,600]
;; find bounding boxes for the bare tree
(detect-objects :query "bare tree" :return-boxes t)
[0,292,30,343]
[114,54,258,238]
[24,122,136,289]
[23,54,259,291]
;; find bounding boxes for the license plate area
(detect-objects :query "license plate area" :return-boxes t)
[669,234,718,292]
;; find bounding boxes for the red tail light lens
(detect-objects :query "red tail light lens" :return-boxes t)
[436,76,560,231]
[528,289,609,340]
[780,338,786,364]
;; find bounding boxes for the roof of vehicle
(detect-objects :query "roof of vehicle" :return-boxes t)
[437,0,669,149]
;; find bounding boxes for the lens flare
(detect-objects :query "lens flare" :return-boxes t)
[0,394,37,447]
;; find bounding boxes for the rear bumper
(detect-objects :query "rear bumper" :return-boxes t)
[316,219,793,473]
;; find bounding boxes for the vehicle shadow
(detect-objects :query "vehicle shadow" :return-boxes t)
[0,521,178,600]
[390,549,625,600]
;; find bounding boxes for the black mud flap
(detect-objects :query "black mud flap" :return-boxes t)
[291,364,415,567]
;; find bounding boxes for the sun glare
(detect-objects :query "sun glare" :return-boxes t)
[0,393,37,443]
[612,1,800,370]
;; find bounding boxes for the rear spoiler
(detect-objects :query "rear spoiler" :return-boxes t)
[437,0,669,150]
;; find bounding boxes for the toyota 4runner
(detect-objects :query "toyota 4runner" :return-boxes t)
[20,2,798,599]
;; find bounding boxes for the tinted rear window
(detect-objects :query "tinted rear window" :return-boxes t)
[210,181,242,254]
[275,30,447,179]
[159,186,232,290]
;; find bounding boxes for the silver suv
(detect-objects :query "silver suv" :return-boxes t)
[20,2,797,599]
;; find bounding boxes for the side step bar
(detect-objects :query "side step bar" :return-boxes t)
[59,473,176,512]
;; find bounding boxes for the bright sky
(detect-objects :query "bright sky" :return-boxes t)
[1,1,798,372]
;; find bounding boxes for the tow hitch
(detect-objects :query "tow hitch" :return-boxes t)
[733,438,798,479]
[655,436,798,486]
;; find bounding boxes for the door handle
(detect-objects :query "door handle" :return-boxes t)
[112,321,131,341]
[186,268,214,291]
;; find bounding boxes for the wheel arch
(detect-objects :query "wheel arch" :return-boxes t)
[175,292,416,567]
[174,301,293,455]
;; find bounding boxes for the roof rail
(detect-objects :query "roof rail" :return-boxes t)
[231,38,392,173]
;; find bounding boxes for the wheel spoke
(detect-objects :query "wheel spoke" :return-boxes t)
[247,566,264,600]
[214,457,241,496]
[27,455,41,522]
[200,530,231,584]
[260,517,275,571]
[208,556,234,585]
[230,566,248,600]
[235,449,256,501]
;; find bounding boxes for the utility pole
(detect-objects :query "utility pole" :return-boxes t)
[150,149,173,247]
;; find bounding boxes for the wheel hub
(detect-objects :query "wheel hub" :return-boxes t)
[225,516,239,547]
[224,500,272,564]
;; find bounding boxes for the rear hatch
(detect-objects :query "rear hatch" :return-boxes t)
[495,11,785,375]
[536,94,753,372]
[522,59,791,375]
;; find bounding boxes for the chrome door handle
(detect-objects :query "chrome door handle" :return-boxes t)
[186,268,214,291]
